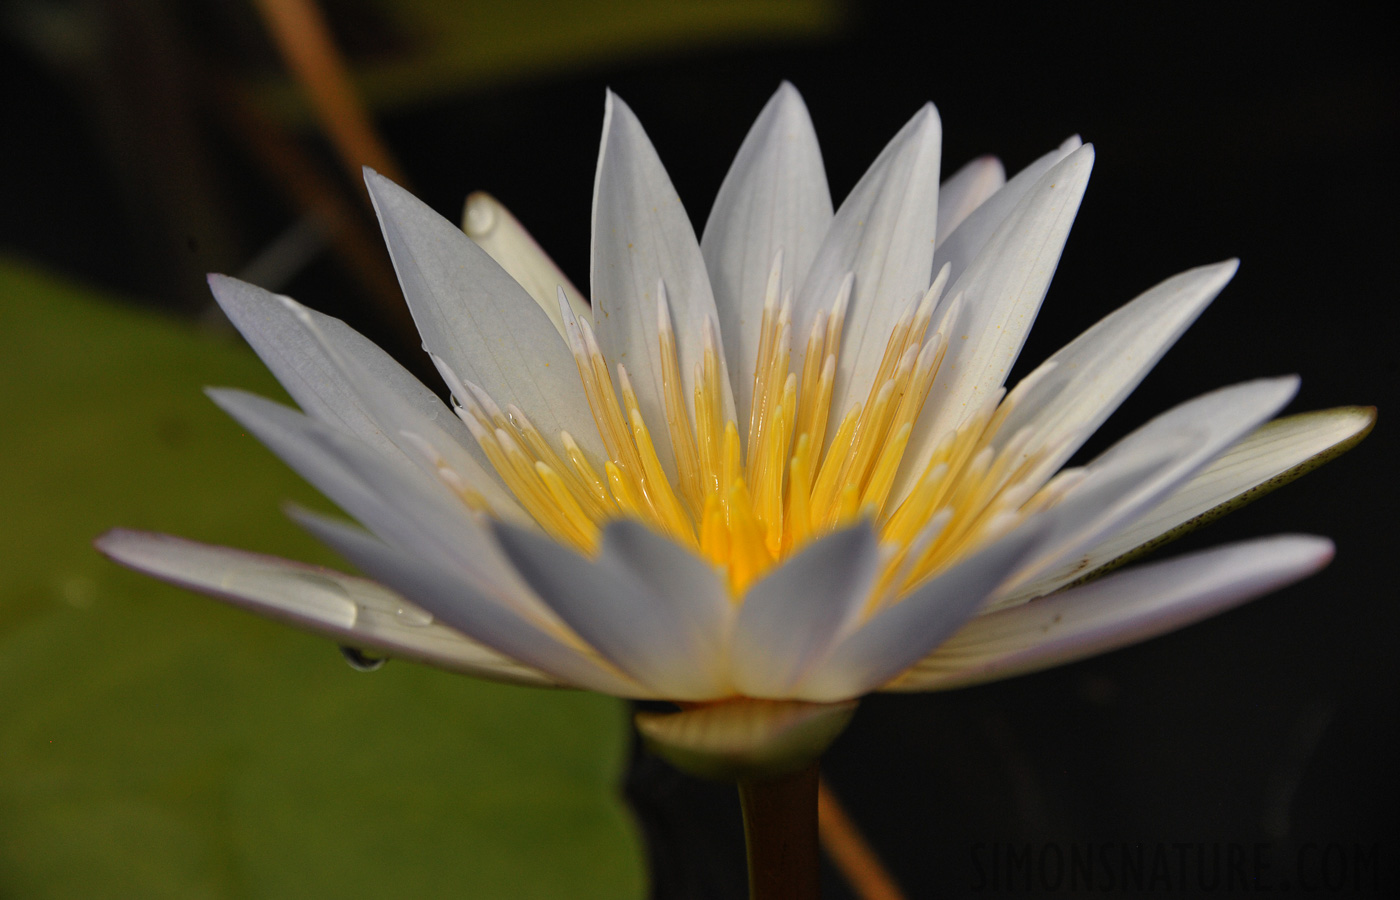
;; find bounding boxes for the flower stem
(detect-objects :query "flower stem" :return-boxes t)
[739,761,821,900]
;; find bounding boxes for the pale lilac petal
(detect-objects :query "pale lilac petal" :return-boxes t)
[935,154,1005,246]
[729,523,880,699]
[1003,406,1374,602]
[291,509,650,697]
[94,529,553,686]
[363,169,606,462]
[491,520,732,700]
[792,103,943,431]
[891,535,1334,691]
[591,91,735,476]
[701,81,832,426]
[792,520,1047,702]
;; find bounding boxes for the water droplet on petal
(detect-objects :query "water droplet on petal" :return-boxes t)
[339,645,387,672]
[394,604,433,626]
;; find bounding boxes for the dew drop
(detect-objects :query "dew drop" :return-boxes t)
[339,645,387,672]
[394,604,434,627]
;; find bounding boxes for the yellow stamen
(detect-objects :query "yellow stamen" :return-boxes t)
[458,266,1045,610]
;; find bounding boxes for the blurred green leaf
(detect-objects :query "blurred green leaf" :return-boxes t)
[0,261,646,899]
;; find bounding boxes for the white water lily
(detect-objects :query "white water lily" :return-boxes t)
[99,83,1369,773]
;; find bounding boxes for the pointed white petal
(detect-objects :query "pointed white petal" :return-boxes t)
[931,136,1081,288]
[94,529,554,686]
[992,260,1240,486]
[291,509,650,697]
[914,144,1095,457]
[205,388,552,630]
[729,523,880,699]
[461,190,591,336]
[794,104,942,424]
[590,92,734,476]
[1003,377,1300,597]
[209,275,528,524]
[792,520,1047,702]
[1005,406,1374,602]
[363,170,605,462]
[935,154,1005,246]
[891,535,1334,691]
[491,521,732,700]
[701,81,832,424]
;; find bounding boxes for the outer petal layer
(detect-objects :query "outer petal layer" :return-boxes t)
[492,520,732,699]
[1003,405,1374,602]
[891,535,1334,691]
[94,529,553,686]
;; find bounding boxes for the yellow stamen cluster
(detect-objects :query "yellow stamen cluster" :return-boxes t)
[449,259,1060,604]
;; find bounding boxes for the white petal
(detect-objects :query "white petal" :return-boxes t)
[729,523,880,699]
[701,81,832,426]
[935,154,1005,246]
[461,190,591,336]
[290,507,648,696]
[931,136,1082,289]
[906,145,1095,503]
[792,520,1047,702]
[209,275,528,524]
[991,260,1240,488]
[363,170,606,462]
[206,388,555,632]
[891,535,1334,691]
[1005,406,1374,602]
[491,521,732,700]
[94,529,553,687]
[1004,376,1300,596]
[590,91,734,476]
[793,103,942,426]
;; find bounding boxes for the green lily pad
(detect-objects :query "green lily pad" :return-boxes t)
[0,260,645,899]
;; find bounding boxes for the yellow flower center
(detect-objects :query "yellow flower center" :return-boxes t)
[450,265,1063,603]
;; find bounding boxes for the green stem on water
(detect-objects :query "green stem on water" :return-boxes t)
[739,761,821,900]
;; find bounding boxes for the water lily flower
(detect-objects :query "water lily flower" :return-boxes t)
[98,83,1370,779]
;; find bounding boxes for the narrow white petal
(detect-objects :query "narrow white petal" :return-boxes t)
[491,520,732,700]
[209,275,528,524]
[935,154,1005,246]
[205,389,544,620]
[907,146,1095,497]
[461,190,591,336]
[729,523,880,699]
[291,509,650,697]
[1004,406,1374,602]
[94,529,554,686]
[701,81,832,426]
[794,104,942,426]
[363,169,606,462]
[991,260,1240,486]
[931,136,1082,289]
[891,535,1334,691]
[1003,376,1300,596]
[792,520,1047,702]
[591,91,735,476]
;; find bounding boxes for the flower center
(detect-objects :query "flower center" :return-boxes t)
[449,260,1062,603]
